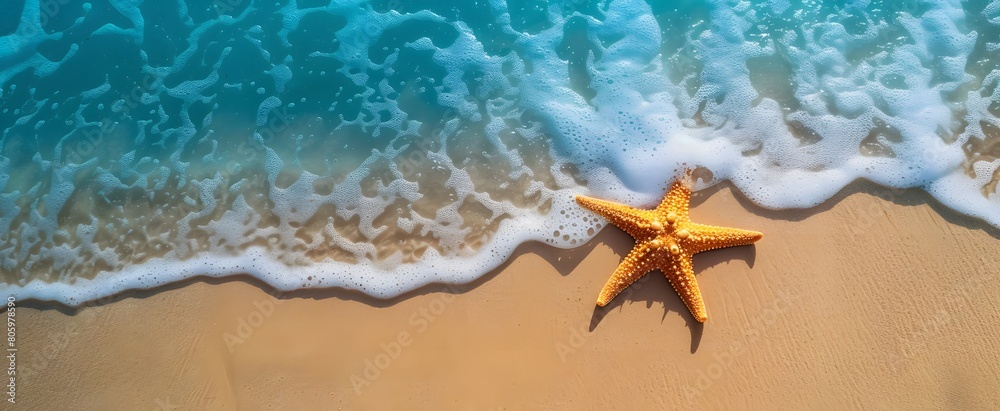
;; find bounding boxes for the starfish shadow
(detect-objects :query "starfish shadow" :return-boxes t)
[695,244,757,270]
[587,277,706,352]
[585,235,758,353]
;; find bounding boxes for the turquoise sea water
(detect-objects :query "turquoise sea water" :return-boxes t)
[2,0,999,304]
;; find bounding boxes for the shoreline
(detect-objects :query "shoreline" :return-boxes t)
[11,181,1000,409]
[15,179,999,313]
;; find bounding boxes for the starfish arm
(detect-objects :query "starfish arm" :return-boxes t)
[597,243,659,307]
[576,195,656,239]
[684,223,763,254]
[655,180,692,222]
[661,255,708,322]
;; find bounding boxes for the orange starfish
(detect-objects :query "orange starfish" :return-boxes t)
[576,175,762,322]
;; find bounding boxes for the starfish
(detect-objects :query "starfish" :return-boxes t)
[576,175,762,322]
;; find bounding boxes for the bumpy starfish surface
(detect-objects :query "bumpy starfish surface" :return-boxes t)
[576,175,762,322]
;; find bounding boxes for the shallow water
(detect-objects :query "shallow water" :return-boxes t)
[1,0,998,304]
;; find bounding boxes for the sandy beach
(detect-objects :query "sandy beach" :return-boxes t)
[12,181,1000,410]
[5,0,1000,409]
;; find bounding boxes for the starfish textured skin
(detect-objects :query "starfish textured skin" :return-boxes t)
[576,178,762,322]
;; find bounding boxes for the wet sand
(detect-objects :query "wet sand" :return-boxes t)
[11,181,1000,410]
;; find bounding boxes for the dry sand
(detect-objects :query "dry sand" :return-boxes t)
[11,181,1000,410]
